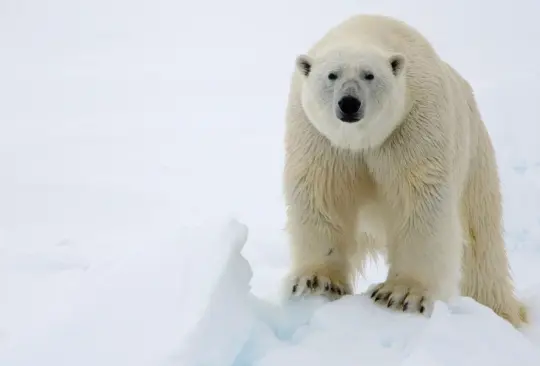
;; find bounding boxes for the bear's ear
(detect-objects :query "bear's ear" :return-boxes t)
[389,53,406,77]
[295,54,313,77]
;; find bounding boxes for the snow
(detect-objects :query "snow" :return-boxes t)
[180,220,540,366]
[1,0,540,365]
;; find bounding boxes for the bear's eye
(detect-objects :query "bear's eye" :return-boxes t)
[364,72,374,81]
[328,73,338,81]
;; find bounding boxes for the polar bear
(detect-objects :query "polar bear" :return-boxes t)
[283,14,527,327]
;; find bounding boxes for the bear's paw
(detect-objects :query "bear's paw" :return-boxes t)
[367,278,433,315]
[289,266,353,301]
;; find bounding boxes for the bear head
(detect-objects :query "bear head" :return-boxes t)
[295,46,407,151]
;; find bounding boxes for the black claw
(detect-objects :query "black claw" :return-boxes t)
[387,299,394,308]
[324,283,330,291]
[419,296,425,313]
[400,292,410,305]
[403,302,409,311]
[371,289,379,298]
[292,284,298,293]
[375,294,382,302]
[306,279,312,288]
[312,276,319,289]
[336,288,342,295]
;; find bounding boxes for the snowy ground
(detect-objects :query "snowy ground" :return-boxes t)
[1,0,540,365]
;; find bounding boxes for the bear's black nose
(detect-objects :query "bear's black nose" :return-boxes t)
[338,96,361,115]
[337,96,362,123]
[338,96,361,114]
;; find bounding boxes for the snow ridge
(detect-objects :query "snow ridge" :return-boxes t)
[180,220,540,366]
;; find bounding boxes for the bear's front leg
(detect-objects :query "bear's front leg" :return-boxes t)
[285,207,356,301]
[368,183,462,316]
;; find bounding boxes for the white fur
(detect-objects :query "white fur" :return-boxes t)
[283,14,527,327]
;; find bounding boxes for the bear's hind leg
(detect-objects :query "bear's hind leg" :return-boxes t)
[461,145,527,327]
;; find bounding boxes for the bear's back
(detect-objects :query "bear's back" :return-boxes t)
[308,14,438,62]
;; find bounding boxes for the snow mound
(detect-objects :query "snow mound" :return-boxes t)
[1,219,539,366]
[0,219,249,366]
[181,221,540,366]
